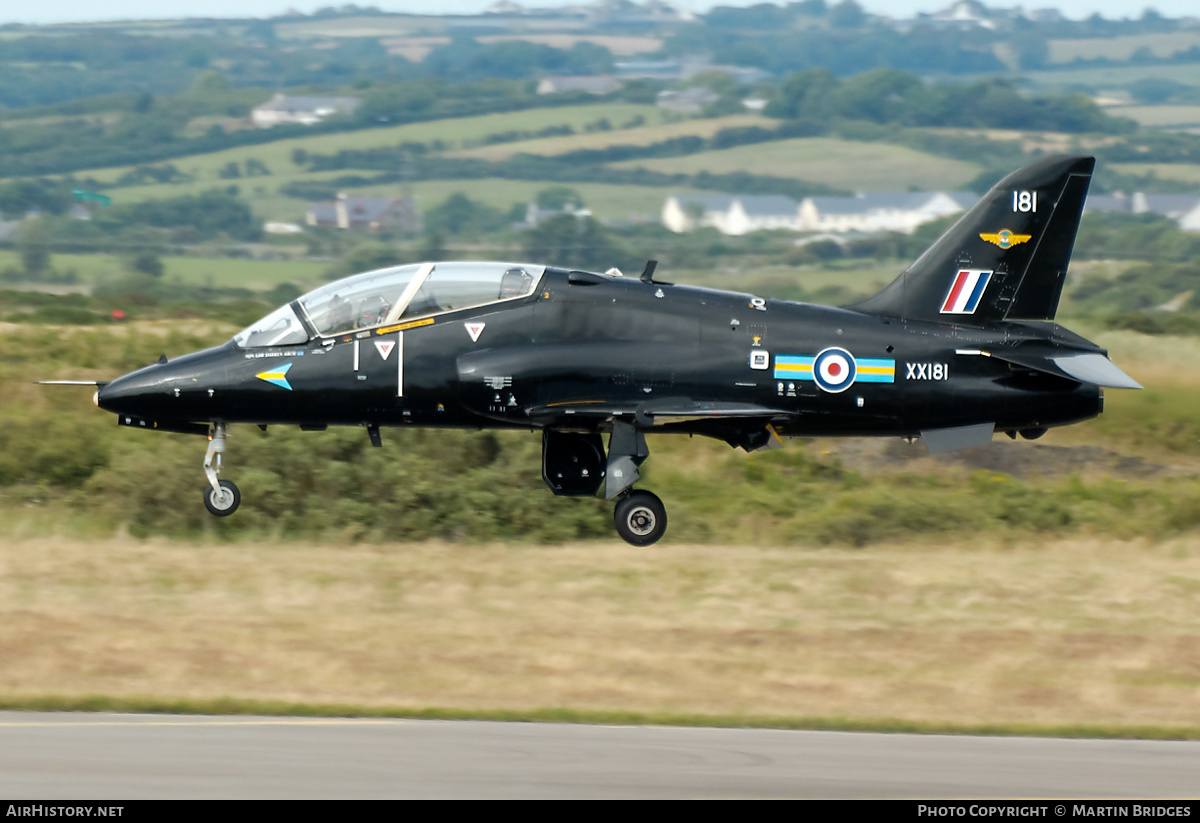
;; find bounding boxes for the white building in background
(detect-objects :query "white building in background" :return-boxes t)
[1134,193,1200,232]
[1180,204,1200,232]
[536,76,622,95]
[521,200,592,228]
[656,87,719,113]
[263,221,304,235]
[663,191,975,236]
[251,94,362,128]
[798,192,975,234]
[662,195,801,235]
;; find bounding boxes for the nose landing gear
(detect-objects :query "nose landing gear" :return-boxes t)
[204,478,241,516]
[202,423,241,517]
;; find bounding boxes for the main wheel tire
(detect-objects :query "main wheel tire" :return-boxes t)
[614,490,667,547]
[203,479,241,517]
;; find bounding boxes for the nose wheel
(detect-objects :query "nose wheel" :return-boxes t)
[202,423,241,517]
[204,478,241,516]
[614,490,667,546]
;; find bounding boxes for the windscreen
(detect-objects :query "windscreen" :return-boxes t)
[234,263,425,347]
[232,302,308,348]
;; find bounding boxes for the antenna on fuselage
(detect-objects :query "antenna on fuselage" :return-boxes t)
[639,260,658,283]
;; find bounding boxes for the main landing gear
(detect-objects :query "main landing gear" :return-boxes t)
[202,422,241,517]
[613,490,667,547]
[602,422,669,546]
[542,421,669,546]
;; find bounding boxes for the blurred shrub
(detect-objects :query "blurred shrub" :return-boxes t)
[7,325,1200,547]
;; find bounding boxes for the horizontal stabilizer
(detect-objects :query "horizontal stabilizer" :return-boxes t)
[1051,353,1142,389]
[954,348,1141,389]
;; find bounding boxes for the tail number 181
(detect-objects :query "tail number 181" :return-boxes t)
[1013,190,1038,213]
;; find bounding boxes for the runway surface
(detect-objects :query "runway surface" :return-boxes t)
[1,712,1198,799]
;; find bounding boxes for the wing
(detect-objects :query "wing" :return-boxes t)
[526,399,792,428]
[458,344,791,450]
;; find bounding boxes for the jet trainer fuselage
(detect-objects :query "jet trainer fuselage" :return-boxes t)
[98,267,1106,441]
[83,155,1139,545]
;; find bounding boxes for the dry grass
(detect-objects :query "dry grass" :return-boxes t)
[1092,329,1200,387]
[2,534,1198,730]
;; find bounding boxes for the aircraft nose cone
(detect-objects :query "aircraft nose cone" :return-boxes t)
[95,342,238,422]
[95,375,133,413]
[96,367,169,417]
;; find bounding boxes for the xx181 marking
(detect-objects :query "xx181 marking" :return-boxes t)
[906,362,948,381]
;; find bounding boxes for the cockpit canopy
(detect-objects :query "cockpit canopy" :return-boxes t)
[234,261,543,348]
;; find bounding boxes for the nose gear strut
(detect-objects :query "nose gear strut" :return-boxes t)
[202,423,241,516]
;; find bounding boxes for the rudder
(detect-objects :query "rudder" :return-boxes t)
[850,155,1095,324]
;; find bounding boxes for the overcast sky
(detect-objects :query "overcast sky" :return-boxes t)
[3,1,1196,27]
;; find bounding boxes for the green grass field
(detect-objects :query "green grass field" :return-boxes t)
[287,176,702,224]
[0,251,330,290]
[981,65,1200,95]
[1106,105,1200,129]
[105,175,712,231]
[72,115,993,226]
[274,15,437,40]
[104,175,701,226]
[610,137,983,191]
[1109,162,1200,185]
[671,262,898,302]
[61,104,676,221]
[1049,32,1200,64]
[447,113,777,161]
[407,178,697,223]
[79,104,667,188]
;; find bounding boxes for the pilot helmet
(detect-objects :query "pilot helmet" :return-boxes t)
[499,267,532,298]
[357,295,390,328]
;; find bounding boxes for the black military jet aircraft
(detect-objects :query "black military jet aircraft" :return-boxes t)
[68,155,1140,545]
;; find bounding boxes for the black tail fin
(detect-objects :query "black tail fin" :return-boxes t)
[850,155,1094,324]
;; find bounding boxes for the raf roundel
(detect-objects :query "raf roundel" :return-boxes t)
[812,347,857,393]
